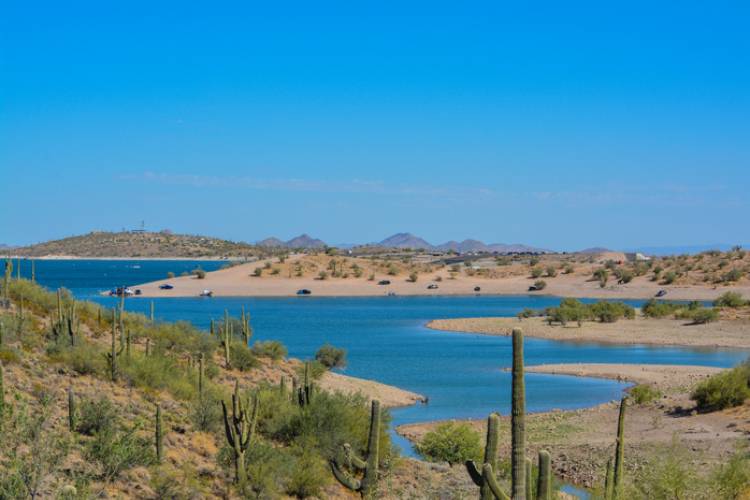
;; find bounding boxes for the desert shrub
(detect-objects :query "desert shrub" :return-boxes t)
[77,397,118,435]
[546,298,589,326]
[517,308,537,319]
[85,425,155,482]
[407,272,418,282]
[545,266,557,278]
[629,384,661,405]
[239,440,293,499]
[192,267,206,279]
[615,269,634,284]
[714,292,747,308]
[317,271,328,280]
[252,267,263,277]
[315,344,347,369]
[251,340,287,361]
[189,385,224,433]
[692,365,750,411]
[563,264,574,274]
[167,271,175,278]
[121,353,195,400]
[684,307,719,324]
[530,268,544,279]
[661,271,677,284]
[593,269,608,287]
[48,341,106,376]
[529,257,540,266]
[286,441,330,498]
[642,300,684,318]
[271,268,281,275]
[295,360,327,381]
[0,347,20,364]
[533,280,547,291]
[229,343,259,371]
[722,269,743,282]
[710,449,750,499]
[590,301,635,323]
[626,439,697,500]
[415,421,482,466]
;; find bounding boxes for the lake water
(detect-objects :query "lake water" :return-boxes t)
[20,259,749,464]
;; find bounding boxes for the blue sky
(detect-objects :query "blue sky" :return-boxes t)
[1,1,748,250]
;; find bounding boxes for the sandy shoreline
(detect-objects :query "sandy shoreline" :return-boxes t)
[426,315,750,349]
[124,259,750,300]
[397,363,743,488]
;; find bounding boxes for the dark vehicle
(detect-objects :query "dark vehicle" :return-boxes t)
[427,284,439,290]
[655,289,668,297]
[296,289,312,295]
[134,289,142,296]
[109,286,134,297]
[159,284,174,290]
[528,285,540,292]
[378,280,391,285]
[473,286,481,292]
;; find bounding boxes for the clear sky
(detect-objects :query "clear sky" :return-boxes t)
[2,1,748,250]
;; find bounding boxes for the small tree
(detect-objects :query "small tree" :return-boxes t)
[416,421,481,466]
[192,268,206,279]
[315,344,347,369]
[407,272,418,283]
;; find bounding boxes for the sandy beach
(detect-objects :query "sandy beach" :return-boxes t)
[426,315,750,349]
[127,258,750,301]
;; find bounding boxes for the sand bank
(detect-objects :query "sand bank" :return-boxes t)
[426,315,750,349]
[127,259,750,300]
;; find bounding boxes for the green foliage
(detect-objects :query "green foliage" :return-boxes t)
[76,397,118,435]
[629,384,661,405]
[530,268,544,279]
[121,353,196,400]
[192,267,206,279]
[517,308,537,319]
[589,301,635,323]
[692,364,750,411]
[714,292,747,308]
[416,421,482,465]
[533,280,547,291]
[683,307,719,324]
[661,271,677,284]
[189,385,224,433]
[287,440,330,498]
[315,343,347,369]
[593,268,609,287]
[251,340,288,361]
[85,424,155,482]
[710,448,750,499]
[545,266,558,278]
[642,299,684,318]
[252,267,263,277]
[722,268,743,283]
[229,343,260,371]
[47,340,106,376]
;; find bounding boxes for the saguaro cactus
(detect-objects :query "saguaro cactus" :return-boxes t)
[331,399,381,498]
[155,404,163,463]
[197,352,205,397]
[30,260,35,283]
[105,309,123,381]
[150,301,155,323]
[466,413,501,500]
[511,328,526,499]
[0,362,4,417]
[536,450,552,500]
[221,381,259,484]
[296,362,314,407]
[610,397,627,499]
[3,259,11,299]
[222,310,231,368]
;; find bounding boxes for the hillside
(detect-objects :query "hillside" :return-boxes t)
[9,231,263,259]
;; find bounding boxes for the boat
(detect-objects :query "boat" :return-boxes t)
[296,289,312,295]
[199,289,213,297]
[159,284,174,290]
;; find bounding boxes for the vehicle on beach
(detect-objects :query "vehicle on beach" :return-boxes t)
[109,286,134,296]
[378,280,391,285]
[427,284,439,289]
[199,289,213,297]
[386,291,397,296]
[655,289,668,297]
[159,284,174,290]
[474,286,481,292]
[297,289,312,295]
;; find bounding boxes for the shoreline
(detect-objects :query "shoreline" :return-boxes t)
[426,315,750,349]
[396,363,740,488]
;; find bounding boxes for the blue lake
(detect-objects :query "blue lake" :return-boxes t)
[20,259,749,458]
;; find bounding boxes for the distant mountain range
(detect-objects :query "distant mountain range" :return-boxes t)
[258,232,550,253]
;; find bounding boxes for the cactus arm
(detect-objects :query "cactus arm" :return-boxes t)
[221,400,236,448]
[536,450,551,500]
[360,399,381,496]
[482,464,511,500]
[613,397,627,498]
[604,456,614,500]
[525,458,533,500]
[511,328,526,499]
[342,443,367,470]
[466,460,483,486]
[330,460,362,492]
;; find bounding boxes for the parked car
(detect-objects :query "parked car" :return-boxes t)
[427,284,439,290]
[134,289,142,295]
[109,287,135,296]
[655,289,668,297]
[297,289,312,295]
[473,286,481,292]
[378,280,391,285]
[159,284,174,290]
[199,289,213,297]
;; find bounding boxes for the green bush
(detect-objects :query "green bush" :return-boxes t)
[48,341,106,376]
[692,365,750,411]
[121,353,195,400]
[589,301,635,323]
[517,308,537,319]
[685,307,719,324]
[533,280,547,291]
[315,344,347,369]
[593,269,608,287]
[229,343,259,371]
[722,269,743,283]
[661,271,677,285]
[545,266,557,278]
[285,441,330,498]
[714,292,747,308]
[77,398,118,435]
[642,300,684,318]
[415,421,482,466]
[85,425,155,482]
[530,268,544,279]
[629,384,661,405]
[251,340,288,361]
[192,267,206,279]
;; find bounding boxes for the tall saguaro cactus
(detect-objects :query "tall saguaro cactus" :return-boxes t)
[296,361,314,407]
[105,309,123,381]
[536,450,552,500]
[68,387,77,431]
[3,259,11,299]
[240,306,252,345]
[221,381,259,484]
[466,413,501,500]
[609,397,627,500]
[511,328,526,499]
[155,404,163,463]
[331,399,381,498]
